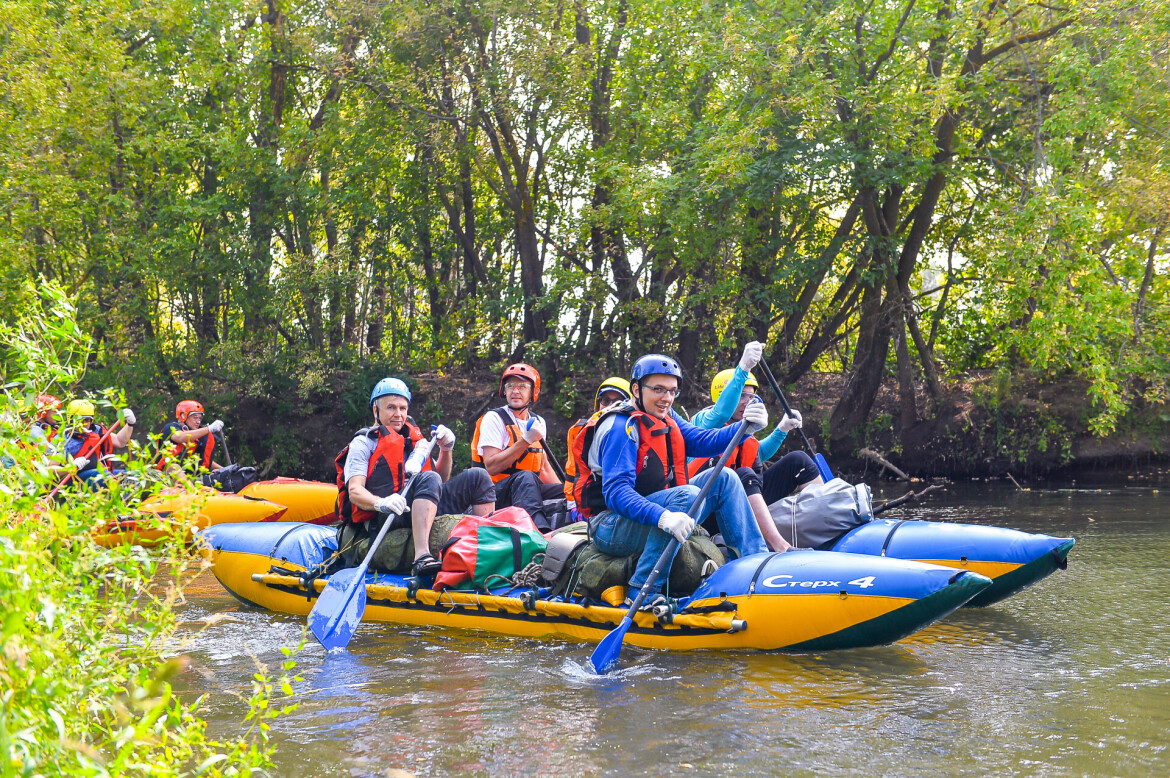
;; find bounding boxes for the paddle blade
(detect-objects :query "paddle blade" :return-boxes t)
[814,453,834,482]
[588,615,634,674]
[308,568,368,651]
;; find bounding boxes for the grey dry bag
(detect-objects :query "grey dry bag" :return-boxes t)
[768,477,873,549]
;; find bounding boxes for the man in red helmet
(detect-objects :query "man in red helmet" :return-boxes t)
[158,401,225,472]
[470,363,564,530]
[30,394,63,449]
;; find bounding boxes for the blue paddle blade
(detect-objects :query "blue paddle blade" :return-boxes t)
[814,453,834,482]
[589,615,634,674]
[308,568,368,651]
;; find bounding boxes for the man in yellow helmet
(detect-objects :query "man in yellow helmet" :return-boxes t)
[690,342,821,551]
[563,377,632,503]
[62,399,136,487]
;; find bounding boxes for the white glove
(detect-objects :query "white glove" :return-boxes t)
[738,341,764,372]
[657,510,696,544]
[778,409,802,433]
[434,424,456,451]
[742,400,768,429]
[208,419,224,434]
[122,408,136,426]
[72,456,90,471]
[523,416,546,444]
[375,493,409,516]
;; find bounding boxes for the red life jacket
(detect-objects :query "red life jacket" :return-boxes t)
[72,424,113,470]
[157,422,216,471]
[335,421,432,524]
[469,407,544,483]
[686,434,760,478]
[571,403,688,518]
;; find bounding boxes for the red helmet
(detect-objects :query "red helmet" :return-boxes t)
[35,394,61,421]
[499,363,541,402]
[176,400,205,424]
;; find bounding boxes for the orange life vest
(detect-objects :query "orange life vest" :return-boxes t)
[571,404,688,518]
[470,407,544,484]
[157,422,216,471]
[335,421,432,524]
[686,433,760,478]
[563,417,590,500]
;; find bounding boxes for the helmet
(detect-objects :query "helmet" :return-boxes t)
[67,399,96,418]
[176,400,205,424]
[710,369,759,403]
[500,363,541,402]
[370,377,411,407]
[594,377,632,412]
[631,354,682,383]
[36,394,61,421]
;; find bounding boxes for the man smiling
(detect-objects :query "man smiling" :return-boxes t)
[570,354,771,611]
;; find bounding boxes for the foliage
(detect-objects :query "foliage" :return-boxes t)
[0,284,292,775]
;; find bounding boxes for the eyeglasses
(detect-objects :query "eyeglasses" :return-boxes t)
[598,393,625,407]
[643,385,680,397]
[79,416,94,423]
[739,391,756,402]
[503,381,531,392]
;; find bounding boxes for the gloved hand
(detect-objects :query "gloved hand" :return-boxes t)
[657,510,696,544]
[375,493,409,516]
[738,341,764,372]
[73,456,90,471]
[742,400,768,429]
[434,424,456,451]
[208,419,224,434]
[778,409,802,433]
[122,408,136,426]
[523,416,546,444]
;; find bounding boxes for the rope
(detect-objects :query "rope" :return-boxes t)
[481,553,546,592]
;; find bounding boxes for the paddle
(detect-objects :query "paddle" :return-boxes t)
[757,357,834,482]
[589,410,762,675]
[45,419,124,500]
[215,430,232,466]
[309,435,436,651]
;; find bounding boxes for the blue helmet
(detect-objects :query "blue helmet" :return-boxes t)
[370,377,411,407]
[631,354,683,383]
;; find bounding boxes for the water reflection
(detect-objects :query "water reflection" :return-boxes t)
[175,485,1170,776]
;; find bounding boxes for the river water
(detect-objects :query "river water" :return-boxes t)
[174,484,1170,776]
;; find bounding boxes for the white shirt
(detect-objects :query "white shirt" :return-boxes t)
[342,433,378,483]
[476,406,544,455]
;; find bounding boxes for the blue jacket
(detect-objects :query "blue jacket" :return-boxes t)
[597,408,744,526]
[691,366,788,463]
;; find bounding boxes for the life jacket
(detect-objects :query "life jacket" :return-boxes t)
[335,421,431,524]
[469,407,544,483]
[686,433,760,478]
[71,424,113,471]
[33,420,57,442]
[562,417,590,500]
[571,401,689,519]
[157,423,216,471]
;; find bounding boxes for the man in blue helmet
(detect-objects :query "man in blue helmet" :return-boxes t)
[335,377,495,577]
[571,354,773,610]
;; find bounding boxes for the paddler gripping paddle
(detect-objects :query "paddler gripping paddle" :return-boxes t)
[45,419,124,501]
[309,434,437,651]
[757,357,833,482]
[589,406,765,674]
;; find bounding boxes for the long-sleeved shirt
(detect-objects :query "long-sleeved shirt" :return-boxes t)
[595,409,744,526]
[690,366,788,463]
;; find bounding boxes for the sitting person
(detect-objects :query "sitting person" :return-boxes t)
[690,341,824,551]
[470,363,564,530]
[337,377,494,577]
[62,399,136,488]
[157,401,225,473]
[571,354,772,611]
[563,377,632,504]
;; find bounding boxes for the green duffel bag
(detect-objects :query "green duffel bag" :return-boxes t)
[668,526,726,594]
[337,513,463,574]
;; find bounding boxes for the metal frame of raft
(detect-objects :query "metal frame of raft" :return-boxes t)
[200,522,994,652]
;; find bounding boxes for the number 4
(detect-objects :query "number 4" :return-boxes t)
[847,576,876,589]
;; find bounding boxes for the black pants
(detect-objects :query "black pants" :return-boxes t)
[700,452,818,534]
[385,469,496,530]
[493,470,564,529]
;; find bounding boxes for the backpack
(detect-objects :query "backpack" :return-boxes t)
[337,513,463,573]
[768,477,873,548]
[434,507,549,591]
[200,464,259,493]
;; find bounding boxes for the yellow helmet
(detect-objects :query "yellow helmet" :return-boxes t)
[67,399,96,418]
[710,369,759,403]
[595,377,632,412]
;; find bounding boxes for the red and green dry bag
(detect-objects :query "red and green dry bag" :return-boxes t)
[434,507,549,591]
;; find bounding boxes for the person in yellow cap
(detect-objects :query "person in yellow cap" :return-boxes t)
[62,399,136,487]
[563,377,632,504]
[690,342,820,551]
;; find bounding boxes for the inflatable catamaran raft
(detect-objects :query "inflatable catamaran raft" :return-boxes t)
[200,521,993,652]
